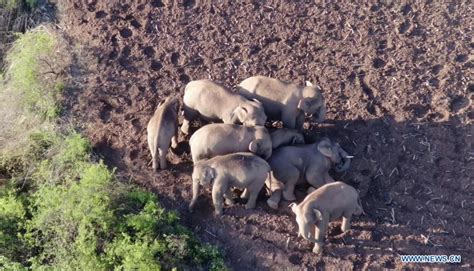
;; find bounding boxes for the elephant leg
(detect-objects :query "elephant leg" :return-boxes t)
[342,212,353,232]
[266,171,286,209]
[282,108,297,129]
[224,189,234,206]
[158,148,167,170]
[282,183,296,201]
[305,169,326,189]
[267,189,281,209]
[152,153,158,172]
[282,167,300,201]
[245,190,258,210]
[313,224,319,240]
[245,179,265,209]
[148,135,158,172]
[189,179,200,211]
[181,106,198,135]
[313,220,328,254]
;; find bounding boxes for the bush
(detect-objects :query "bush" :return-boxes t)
[1,130,226,270]
[0,25,227,271]
[0,26,67,156]
[0,0,18,10]
[5,28,57,118]
[28,161,113,270]
[0,0,37,11]
[107,190,227,270]
[0,187,27,263]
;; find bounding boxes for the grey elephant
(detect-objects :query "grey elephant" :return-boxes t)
[181,79,267,135]
[270,128,305,149]
[266,138,353,209]
[146,96,179,171]
[290,181,363,254]
[189,123,272,162]
[189,152,271,215]
[238,76,325,130]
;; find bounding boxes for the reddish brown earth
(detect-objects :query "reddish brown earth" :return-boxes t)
[60,1,472,270]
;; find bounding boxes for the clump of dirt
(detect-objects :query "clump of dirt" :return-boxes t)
[60,1,473,269]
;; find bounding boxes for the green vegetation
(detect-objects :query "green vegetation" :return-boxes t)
[0,26,226,270]
[0,0,37,11]
[6,27,59,119]
[0,0,18,10]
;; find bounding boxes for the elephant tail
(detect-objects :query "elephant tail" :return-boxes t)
[265,170,272,192]
[355,196,364,215]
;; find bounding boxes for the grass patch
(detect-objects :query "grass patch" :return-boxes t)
[0,26,227,270]
[0,0,37,11]
[0,0,19,10]
[0,27,67,156]
[5,27,59,118]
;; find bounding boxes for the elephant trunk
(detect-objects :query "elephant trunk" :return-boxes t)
[264,148,272,160]
[316,104,326,122]
[335,147,352,173]
[189,178,200,211]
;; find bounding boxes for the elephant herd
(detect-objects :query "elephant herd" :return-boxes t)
[147,76,363,254]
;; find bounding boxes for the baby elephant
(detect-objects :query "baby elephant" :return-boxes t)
[146,96,179,171]
[189,153,270,215]
[181,79,267,135]
[270,128,305,149]
[189,123,272,162]
[290,181,363,254]
[238,76,325,131]
[266,138,353,209]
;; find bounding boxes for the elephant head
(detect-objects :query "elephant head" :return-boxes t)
[192,164,216,186]
[249,139,272,160]
[231,99,267,127]
[290,203,323,242]
[317,139,353,172]
[297,81,326,122]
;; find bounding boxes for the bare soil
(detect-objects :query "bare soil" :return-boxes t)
[60,1,473,270]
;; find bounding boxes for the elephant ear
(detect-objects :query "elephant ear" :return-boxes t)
[248,139,260,153]
[291,136,299,145]
[297,98,315,112]
[231,106,247,123]
[203,166,216,184]
[289,203,298,214]
[313,208,323,221]
[292,135,304,145]
[157,98,166,108]
[317,139,334,158]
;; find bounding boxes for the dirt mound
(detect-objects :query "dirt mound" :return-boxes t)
[60,1,472,269]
